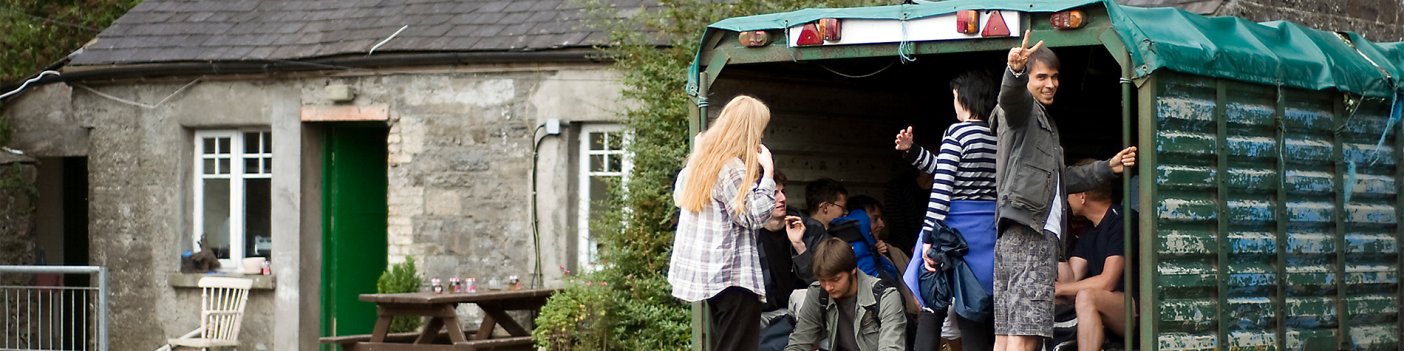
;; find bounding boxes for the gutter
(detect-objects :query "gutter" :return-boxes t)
[51,49,610,84]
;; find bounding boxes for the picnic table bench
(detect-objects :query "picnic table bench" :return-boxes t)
[319,288,557,351]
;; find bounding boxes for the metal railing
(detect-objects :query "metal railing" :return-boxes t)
[0,266,107,351]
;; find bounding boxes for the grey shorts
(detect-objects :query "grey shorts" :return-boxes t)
[992,224,1058,337]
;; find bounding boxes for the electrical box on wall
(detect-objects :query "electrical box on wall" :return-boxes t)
[325,84,355,102]
[544,118,561,135]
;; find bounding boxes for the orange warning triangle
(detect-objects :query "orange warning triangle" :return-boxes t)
[982,10,1011,37]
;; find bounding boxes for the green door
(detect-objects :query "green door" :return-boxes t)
[320,125,389,341]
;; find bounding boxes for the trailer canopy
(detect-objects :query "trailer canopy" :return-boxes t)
[694,0,1404,98]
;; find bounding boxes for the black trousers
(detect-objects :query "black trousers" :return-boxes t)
[914,309,996,351]
[954,314,995,351]
[914,309,945,351]
[709,287,762,351]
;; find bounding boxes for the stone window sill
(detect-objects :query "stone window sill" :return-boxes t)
[168,272,276,290]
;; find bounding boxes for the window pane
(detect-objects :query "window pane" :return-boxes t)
[219,158,230,175]
[245,158,259,174]
[608,154,622,173]
[244,178,272,258]
[587,175,612,224]
[606,132,623,150]
[262,133,272,153]
[590,155,605,172]
[245,132,260,153]
[218,138,230,154]
[203,138,217,154]
[263,157,273,174]
[201,179,231,259]
[590,132,605,151]
[203,158,216,175]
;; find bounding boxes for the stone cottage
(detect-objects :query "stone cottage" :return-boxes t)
[1,0,645,349]
[1,0,1397,349]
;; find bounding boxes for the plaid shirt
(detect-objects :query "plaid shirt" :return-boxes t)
[668,158,776,302]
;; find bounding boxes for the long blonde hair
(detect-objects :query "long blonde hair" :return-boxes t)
[678,95,771,215]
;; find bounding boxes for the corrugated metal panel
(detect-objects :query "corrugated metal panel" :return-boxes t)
[1144,72,1402,350]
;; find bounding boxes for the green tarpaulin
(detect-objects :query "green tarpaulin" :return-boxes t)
[694,0,1403,97]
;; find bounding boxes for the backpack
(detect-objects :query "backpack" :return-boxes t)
[814,279,918,349]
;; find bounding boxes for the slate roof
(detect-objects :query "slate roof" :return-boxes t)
[1116,0,1224,14]
[70,0,651,66]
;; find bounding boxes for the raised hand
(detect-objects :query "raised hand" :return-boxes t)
[894,126,915,151]
[1007,29,1045,72]
[1108,146,1137,174]
[757,144,774,178]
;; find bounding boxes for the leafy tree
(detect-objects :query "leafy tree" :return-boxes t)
[534,0,887,349]
[0,0,140,85]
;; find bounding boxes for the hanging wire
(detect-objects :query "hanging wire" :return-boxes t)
[73,77,203,109]
[815,59,897,79]
[0,71,60,100]
[897,12,916,63]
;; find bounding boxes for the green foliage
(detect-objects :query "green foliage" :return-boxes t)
[535,0,888,349]
[377,256,424,333]
[0,0,141,84]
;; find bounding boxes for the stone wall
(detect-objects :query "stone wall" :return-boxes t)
[0,157,37,268]
[29,62,623,350]
[1221,0,1403,41]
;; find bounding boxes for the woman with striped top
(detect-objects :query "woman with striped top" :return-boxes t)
[896,70,999,351]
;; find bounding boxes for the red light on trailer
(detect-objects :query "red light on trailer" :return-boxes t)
[956,10,979,34]
[739,30,771,47]
[982,10,1011,37]
[1051,10,1086,29]
[818,18,842,42]
[796,23,823,46]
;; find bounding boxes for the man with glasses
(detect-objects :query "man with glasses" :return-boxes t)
[805,178,849,231]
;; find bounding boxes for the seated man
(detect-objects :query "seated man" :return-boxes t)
[1054,163,1134,351]
[786,237,907,351]
[757,170,830,351]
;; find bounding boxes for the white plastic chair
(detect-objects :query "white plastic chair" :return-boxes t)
[157,277,254,351]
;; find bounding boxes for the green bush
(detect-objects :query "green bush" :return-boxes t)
[376,256,423,333]
[535,0,887,349]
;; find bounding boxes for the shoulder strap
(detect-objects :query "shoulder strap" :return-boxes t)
[866,280,891,328]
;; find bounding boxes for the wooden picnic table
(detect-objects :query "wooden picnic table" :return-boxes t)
[324,288,557,351]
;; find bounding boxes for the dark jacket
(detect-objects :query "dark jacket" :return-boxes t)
[789,211,831,284]
[785,271,907,351]
[990,67,1115,251]
[758,207,828,310]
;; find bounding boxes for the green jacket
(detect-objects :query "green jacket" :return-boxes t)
[990,66,1114,251]
[784,271,906,351]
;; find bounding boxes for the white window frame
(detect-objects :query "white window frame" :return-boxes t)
[576,124,631,271]
[193,130,272,268]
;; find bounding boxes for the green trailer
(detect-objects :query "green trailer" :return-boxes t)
[687,0,1404,349]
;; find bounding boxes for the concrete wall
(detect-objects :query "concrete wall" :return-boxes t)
[3,84,88,157]
[1220,0,1403,41]
[40,62,621,350]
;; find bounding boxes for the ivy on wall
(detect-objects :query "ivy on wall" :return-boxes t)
[534,0,887,349]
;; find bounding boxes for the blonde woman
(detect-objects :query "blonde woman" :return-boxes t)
[669,95,777,350]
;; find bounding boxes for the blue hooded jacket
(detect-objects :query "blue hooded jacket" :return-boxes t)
[830,209,900,280]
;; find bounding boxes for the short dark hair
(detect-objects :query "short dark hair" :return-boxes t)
[773,167,787,184]
[805,178,848,215]
[846,195,882,214]
[812,237,857,279]
[950,70,997,120]
[1029,46,1060,72]
[1072,158,1111,201]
